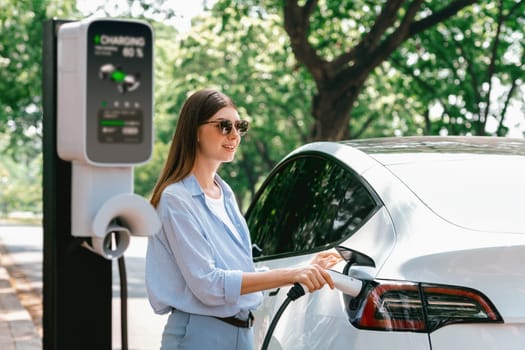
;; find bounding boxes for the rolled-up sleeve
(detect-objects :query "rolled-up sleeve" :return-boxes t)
[224,269,243,304]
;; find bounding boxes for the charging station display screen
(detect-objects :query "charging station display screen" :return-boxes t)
[86,20,153,164]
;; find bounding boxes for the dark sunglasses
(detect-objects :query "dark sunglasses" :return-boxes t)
[201,119,249,136]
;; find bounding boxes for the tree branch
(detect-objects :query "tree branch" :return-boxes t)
[408,0,477,38]
[455,42,484,132]
[496,80,517,136]
[502,0,525,21]
[336,0,424,92]
[330,0,405,71]
[482,0,505,128]
[283,0,327,81]
[374,0,424,58]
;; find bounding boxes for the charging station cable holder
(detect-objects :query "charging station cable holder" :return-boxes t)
[69,162,160,260]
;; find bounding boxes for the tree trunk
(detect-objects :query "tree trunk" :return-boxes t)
[311,79,364,140]
[283,0,477,141]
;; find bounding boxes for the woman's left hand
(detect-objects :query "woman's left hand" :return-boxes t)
[310,251,343,269]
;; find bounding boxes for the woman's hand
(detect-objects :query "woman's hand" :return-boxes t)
[293,264,335,292]
[310,250,342,269]
[241,251,343,295]
[290,251,343,292]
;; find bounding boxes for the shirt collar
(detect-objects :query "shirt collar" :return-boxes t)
[182,173,234,200]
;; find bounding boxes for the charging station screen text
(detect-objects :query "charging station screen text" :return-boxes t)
[86,20,153,163]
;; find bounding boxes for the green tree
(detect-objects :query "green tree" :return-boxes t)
[0,0,183,214]
[136,3,317,207]
[0,139,42,215]
[0,0,79,156]
[390,0,525,136]
[0,0,79,216]
[139,0,525,207]
[0,0,47,160]
[282,0,482,140]
[2,0,524,215]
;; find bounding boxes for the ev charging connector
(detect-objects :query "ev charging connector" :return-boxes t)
[261,247,374,350]
[57,18,160,259]
[261,269,364,350]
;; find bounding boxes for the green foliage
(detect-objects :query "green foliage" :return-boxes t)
[0,134,42,214]
[379,1,525,137]
[307,0,393,60]
[0,0,45,159]
[134,141,169,198]
[1,0,524,216]
[0,0,80,217]
[134,0,317,208]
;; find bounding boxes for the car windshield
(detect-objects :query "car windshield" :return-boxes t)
[385,154,525,234]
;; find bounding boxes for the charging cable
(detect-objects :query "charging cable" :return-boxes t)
[118,256,128,350]
[260,270,363,350]
[261,283,306,350]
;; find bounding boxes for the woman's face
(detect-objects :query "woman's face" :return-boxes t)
[197,106,245,164]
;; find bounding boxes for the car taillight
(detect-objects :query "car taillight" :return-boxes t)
[345,281,503,333]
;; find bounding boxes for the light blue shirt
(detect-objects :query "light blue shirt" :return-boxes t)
[145,174,263,319]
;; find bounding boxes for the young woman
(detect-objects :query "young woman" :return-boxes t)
[146,88,340,349]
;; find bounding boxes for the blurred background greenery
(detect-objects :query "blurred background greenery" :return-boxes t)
[1,0,524,221]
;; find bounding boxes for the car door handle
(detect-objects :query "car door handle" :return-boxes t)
[268,288,280,296]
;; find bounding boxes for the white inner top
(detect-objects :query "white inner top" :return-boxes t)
[205,191,242,242]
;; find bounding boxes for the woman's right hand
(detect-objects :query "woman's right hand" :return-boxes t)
[292,264,335,292]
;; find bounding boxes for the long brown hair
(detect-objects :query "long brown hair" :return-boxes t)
[150,88,237,207]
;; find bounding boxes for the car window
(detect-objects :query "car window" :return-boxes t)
[246,155,379,259]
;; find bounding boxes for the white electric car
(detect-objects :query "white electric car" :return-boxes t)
[245,136,525,350]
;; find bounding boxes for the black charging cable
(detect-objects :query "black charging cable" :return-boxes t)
[261,283,306,350]
[118,256,128,350]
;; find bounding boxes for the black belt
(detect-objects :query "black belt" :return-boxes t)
[214,312,254,328]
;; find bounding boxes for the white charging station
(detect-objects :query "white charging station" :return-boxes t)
[57,18,160,259]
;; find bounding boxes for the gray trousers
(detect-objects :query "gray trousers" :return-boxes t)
[161,309,254,350]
